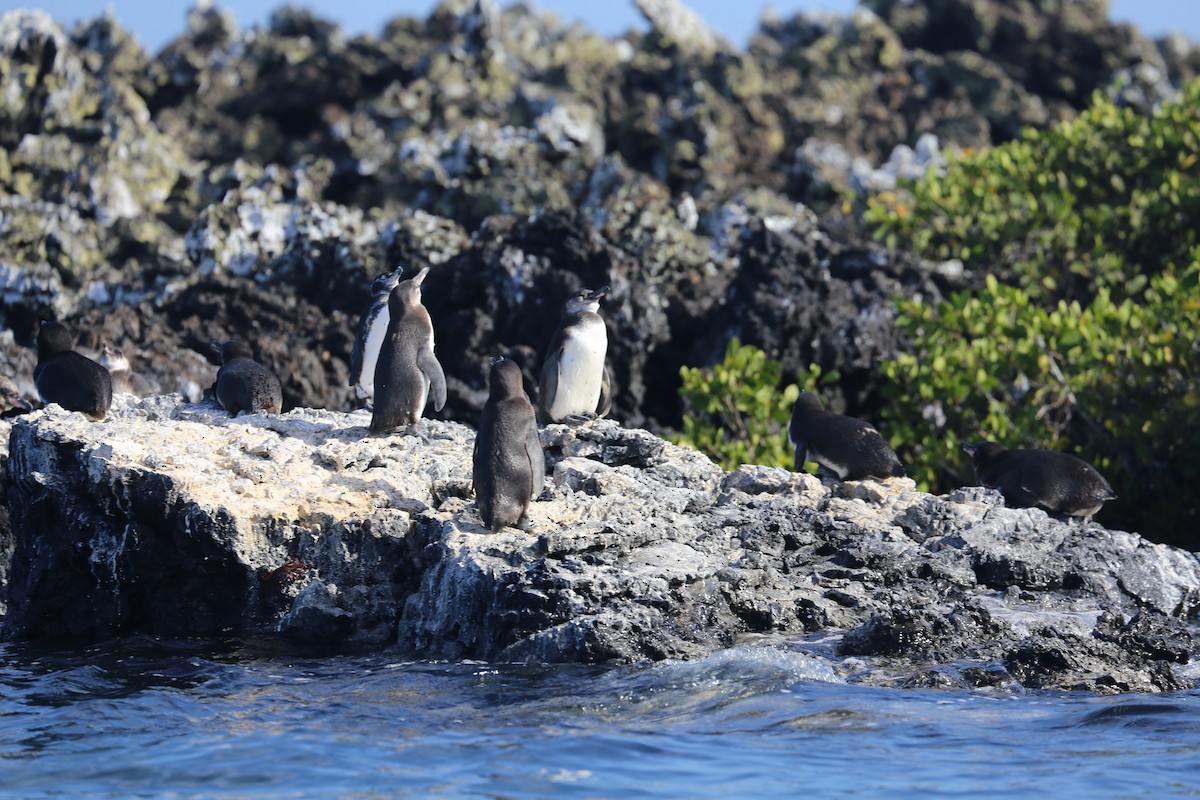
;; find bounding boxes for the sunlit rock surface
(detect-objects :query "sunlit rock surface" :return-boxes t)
[2,398,1198,694]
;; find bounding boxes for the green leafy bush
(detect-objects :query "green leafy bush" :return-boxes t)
[881,257,1200,543]
[675,338,833,470]
[866,78,1200,545]
[867,79,1200,304]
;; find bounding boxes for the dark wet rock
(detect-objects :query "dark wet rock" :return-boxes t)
[2,402,1198,694]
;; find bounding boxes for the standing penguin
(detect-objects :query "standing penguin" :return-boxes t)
[99,343,160,397]
[788,391,905,480]
[473,357,545,532]
[349,264,406,408]
[538,285,612,424]
[961,441,1116,520]
[369,266,446,435]
[211,340,283,415]
[34,321,113,420]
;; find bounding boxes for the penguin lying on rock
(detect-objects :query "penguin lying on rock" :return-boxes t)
[788,391,905,481]
[210,340,283,415]
[35,321,112,421]
[961,441,1116,522]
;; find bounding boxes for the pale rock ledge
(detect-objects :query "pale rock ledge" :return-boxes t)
[2,395,1199,694]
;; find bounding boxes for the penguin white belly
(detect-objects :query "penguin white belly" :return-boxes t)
[356,309,390,400]
[548,331,606,420]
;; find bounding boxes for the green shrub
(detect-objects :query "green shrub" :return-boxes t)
[881,263,1200,543]
[866,79,1200,304]
[675,338,833,470]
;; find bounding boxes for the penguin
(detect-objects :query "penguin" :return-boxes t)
[369,266,447,435]
[210,339,283,415]
[961,441,1116,520]
[0,375,33,417]
[788,391,905,480]
[34,321,113,420]
[348,264,406,408]
[538,285,612,424]
[99,342,160,397]
[473,357,545,532]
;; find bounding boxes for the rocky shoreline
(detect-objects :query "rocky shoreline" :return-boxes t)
[2,397,1197,694]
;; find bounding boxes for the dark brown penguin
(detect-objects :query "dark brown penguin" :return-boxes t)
[961,441,1116,520]
[34,321,112,420]
[473,357,544,532]
[787,391,905,480]
[369,266,446,435]
[211,340,282,415]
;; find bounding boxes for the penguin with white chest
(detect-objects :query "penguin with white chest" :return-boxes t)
[473,357,544,532]
[538,286,612,425]
[349,264,406,408]
[369,266,446,436]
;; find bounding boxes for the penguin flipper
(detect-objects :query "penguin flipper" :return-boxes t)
[526,420,545,499]
[538,348,561,423]
[420,348,447,412]
[793,441,807,472]
[348,323,365,386]
[596,363,612,419]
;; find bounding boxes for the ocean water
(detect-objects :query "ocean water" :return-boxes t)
[1,636,1198,798]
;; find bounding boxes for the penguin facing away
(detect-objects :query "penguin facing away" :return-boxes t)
[473,357,545,532]
[349,264,407,408]
[99,342,160,397]
[34,321,113,420]
[788,391,905,481]
[538,285,612,425]
[369,266,447,435]
[211,339,283,415]
[961,441,1116,520]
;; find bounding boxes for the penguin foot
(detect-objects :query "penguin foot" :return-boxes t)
[560,413,597,426]
[405,422,431,444]
[513,513,536,533]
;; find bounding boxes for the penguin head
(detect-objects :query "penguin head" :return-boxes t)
[36,321,75,359]
[961,441,1007,465]
[212,339,254,364]
[791,391,825,417]
[488,356,526,398]
[389,266,431,311]
[370,264,408,297]
[562,285,609,316]
[98,343,130,372]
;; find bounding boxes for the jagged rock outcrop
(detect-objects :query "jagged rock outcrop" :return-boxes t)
[2,398,1197,693]
[2,2,1197,543]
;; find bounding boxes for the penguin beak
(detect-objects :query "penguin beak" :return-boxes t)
[208,340,224,356]
[960,442,978,456]
[587,285,610,301]
[411,266,431,287]
[489,356,505,366]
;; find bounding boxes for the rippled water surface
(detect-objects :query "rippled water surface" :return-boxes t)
[2,637,1199,798]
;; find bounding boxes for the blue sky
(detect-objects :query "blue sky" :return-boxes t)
[12,0,1200,53]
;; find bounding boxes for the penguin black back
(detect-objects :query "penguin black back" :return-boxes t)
[473,357,545,532]
[34,321,112,420]
[788,391,904,480]
[370,267,447,435]
[212,339,283,415]
[962,441,1116,519]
